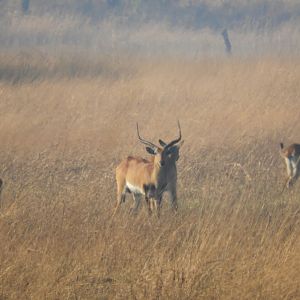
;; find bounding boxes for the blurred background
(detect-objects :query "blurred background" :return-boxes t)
[1,2,300,299]
[1,0,300,57]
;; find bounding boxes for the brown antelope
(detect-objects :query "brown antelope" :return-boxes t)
[280,142,300,189]
[113,121,183,217]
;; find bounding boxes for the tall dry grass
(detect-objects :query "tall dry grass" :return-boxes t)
[0,53,300,299]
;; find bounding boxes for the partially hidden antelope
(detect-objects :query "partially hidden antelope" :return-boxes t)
[113,121,183,217]
[280,142,300,190]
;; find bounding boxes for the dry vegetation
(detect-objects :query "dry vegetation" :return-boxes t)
[0,52,300,299]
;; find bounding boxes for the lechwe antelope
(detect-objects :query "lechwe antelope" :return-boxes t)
[113,121,183,217]
[280,142,300,190]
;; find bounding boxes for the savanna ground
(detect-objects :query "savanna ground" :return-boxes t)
[0,52,300,299]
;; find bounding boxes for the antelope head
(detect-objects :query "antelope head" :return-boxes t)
[136,121,182,168]
[158,121,184,164]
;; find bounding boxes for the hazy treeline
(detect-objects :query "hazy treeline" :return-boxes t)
[2,0,300,30]
[1,1,300,58]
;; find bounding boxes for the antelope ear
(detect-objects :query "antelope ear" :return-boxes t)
[146,146,157,155]
[158,139,167,147]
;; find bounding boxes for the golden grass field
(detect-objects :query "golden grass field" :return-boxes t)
[0,53,300,299]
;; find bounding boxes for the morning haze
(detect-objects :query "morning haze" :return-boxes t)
[0,1,299,299]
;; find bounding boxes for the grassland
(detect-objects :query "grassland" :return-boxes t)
[0,53,300,299]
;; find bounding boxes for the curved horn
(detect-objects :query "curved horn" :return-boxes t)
[136,123,158,149]
[165,120,182,149]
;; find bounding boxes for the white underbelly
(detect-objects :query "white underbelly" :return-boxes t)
[126,182,144,194]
